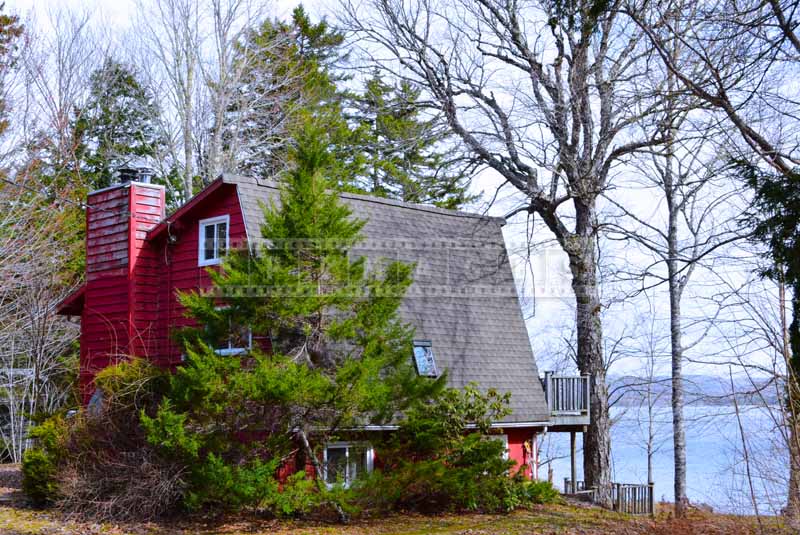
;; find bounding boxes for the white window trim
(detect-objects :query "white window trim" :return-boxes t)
[322,441,374,488]
[497,433,509,461]
[215,329,252,355]
[211,305,252,356]
[198,214,230,266]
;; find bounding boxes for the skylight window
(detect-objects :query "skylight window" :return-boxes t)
[412,340,438,377]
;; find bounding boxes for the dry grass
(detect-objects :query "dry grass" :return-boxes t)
[0,464,792,535]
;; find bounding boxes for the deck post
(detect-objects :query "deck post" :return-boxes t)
[570,431,577,494]
[544,371,552,413]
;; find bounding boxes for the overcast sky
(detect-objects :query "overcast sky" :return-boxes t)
[7,0,774,380]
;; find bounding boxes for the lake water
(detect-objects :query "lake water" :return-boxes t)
[541,405,788,515]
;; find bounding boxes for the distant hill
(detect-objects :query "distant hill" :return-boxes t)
[609,374,781,407]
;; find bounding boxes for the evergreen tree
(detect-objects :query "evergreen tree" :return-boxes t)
[72,58,166,191]
[741,163,800,516]
[142,118,444,512]
[231,6,358,181]
[743,165,800,395]
[231,8,472,208]
[355,73,473,209]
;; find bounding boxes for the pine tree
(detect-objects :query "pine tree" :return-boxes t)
[231,8,472,208]
[72,58,166,191]
[142,118,444,512]
[231,6,358,181]
[355,73,473,209]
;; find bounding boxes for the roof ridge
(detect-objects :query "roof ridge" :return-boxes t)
[220,173,504,224]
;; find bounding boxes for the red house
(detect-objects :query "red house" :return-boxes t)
[57,173,590,485]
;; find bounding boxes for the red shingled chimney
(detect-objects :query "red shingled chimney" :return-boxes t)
[79,172,165,401]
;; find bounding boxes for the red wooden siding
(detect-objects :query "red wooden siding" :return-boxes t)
[150,183,248,364]
[505,428,539,479]
[79,183,165,401]
[78,181,255,394]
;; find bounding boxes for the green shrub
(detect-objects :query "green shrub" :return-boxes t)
[182,455,284,512]
[94,357,167,411]
[21,448,59,506]
[519,480,560,504]
[264,471,322,517]
[21,414,69,506]
[349,385,550,515]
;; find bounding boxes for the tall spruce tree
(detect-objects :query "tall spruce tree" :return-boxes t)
[231,7,472,208]
[142,118,444,512]
[356,73,473,209]
[72,58,166,191]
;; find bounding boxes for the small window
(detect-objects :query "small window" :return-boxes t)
[323,442,374,487]
[497,433,509,461]
[198,215,229,266]
[215,326,252,356]
[210,306,252,356]
[412,340,438,377]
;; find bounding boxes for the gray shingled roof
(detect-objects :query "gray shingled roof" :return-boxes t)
[222,174,549,425]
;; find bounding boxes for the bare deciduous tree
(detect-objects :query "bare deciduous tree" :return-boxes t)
[631,0,800,520]
[342,0,671,502]
[135,0,202,201]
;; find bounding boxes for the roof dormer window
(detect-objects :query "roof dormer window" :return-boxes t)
[412,340,438,377]
[199,215,229,266]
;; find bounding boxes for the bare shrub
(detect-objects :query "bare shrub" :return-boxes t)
[50,359,186,521]
[57,446,186,521]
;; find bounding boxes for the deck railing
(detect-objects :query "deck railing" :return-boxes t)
[563,478,588,494]
[563,480,654,516]
[612,483,655,515]
[543,372,590,415]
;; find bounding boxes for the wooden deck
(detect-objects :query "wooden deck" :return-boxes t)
[542,372,590,429]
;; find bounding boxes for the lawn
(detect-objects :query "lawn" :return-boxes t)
[0,465,791,535]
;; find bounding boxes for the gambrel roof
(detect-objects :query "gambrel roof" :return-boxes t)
[223,174,550,425]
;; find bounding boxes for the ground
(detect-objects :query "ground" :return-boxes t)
[0,465,791,535]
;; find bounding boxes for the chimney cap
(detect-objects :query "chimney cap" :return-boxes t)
[116,166,154,184]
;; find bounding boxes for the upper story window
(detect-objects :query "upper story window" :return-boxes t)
[199,215,229,266]
[412,340,438,377]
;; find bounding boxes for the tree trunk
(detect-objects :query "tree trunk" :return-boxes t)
[665,185,689,516]
[297,428,349,523]
[564,198,612,507]
[788,423,800,527]
[182,95,194,201]
[667,239,688,517]
[786,281,800,527]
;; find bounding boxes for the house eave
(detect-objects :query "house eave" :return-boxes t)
[148,177,226,240]
[340,420,552,432]
[56,284,86,316]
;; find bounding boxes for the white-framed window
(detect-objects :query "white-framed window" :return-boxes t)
[497,433,509,461]
[215,327,252,356]
[211,306,252,356]
[198,215,229,266]
[323,442,374,487]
